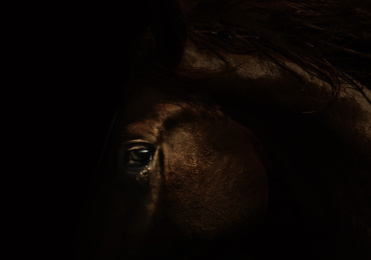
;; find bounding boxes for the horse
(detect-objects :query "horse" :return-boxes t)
[73,0,371,259]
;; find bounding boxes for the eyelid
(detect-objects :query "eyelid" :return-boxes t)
[122,140,155,155]
[124,139,151,143]
[127,145,150,151]
[123,139,154,146]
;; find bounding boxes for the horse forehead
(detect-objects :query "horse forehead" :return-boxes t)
[121,102,182,139]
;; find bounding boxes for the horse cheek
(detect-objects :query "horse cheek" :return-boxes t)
[162,122,268,240]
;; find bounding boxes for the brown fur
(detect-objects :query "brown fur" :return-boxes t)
[74,1,371,259]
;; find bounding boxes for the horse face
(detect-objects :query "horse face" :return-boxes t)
[110,86,268,256]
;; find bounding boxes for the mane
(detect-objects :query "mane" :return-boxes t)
[132,0,371,103]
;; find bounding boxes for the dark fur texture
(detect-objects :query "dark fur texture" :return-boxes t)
[135,0,371,99]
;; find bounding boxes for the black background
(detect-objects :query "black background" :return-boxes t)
[54,12,126,260]
[25,4,148,259]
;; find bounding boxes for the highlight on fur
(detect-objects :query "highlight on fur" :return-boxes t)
[133,0,371,101]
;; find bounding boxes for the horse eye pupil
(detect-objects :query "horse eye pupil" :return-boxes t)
[129,149,150,163]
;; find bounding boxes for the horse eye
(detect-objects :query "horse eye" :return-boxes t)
[125,147,153,169]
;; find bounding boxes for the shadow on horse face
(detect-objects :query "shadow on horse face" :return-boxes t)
[72,1,371,258]
[104,86,268,257]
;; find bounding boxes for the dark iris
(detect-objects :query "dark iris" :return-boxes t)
[126,148,152,168]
